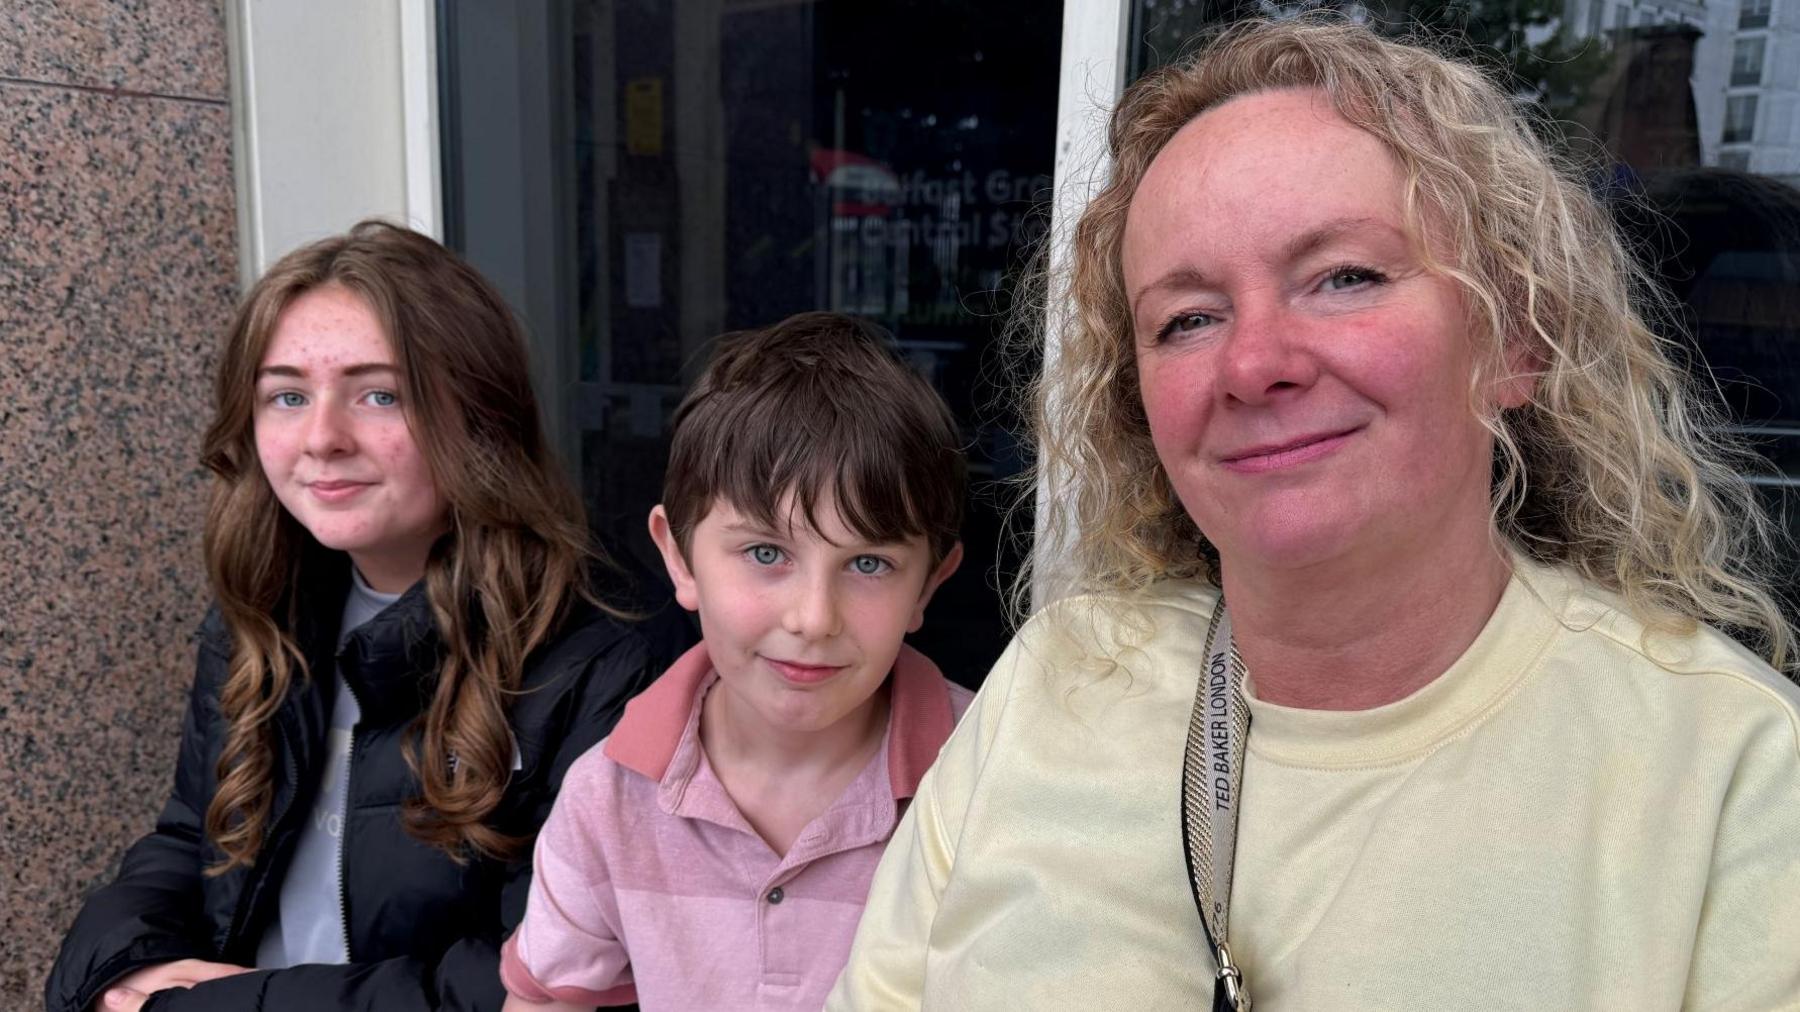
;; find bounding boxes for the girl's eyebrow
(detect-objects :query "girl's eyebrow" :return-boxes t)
[255,362,398,380]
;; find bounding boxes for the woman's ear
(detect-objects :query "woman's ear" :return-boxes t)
[647,506,701,613]
[907,541,964,633]
[1492,335,1542,410]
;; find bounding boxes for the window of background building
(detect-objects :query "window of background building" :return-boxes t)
[1726,93,1760,142]
[439,0,1061,684]
[1731,36,1766,85]
[1132,0,1800,561]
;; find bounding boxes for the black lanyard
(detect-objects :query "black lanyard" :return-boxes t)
[1180,601,1253,1011]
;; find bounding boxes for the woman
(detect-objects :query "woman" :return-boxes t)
[830,19,1799,1010]
[48,221,674,1012]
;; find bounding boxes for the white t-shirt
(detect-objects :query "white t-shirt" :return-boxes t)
[255,569,402,968]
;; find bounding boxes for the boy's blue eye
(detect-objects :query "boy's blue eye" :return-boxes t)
[748,544,782,566]
[851,555,889,576]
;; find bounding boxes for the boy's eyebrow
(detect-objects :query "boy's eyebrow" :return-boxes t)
[718,517,915,551]
[719,519,783,536]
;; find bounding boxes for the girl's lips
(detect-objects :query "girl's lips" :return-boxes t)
[306,481,373,503]
[765,657,848,685]
[1220,428,1359,474]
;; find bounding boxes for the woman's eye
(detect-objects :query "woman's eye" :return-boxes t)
[365,389,399,408]
[850,555,890,576]
[1156,312,1215,342]
[1322,266,1387,291]
[748,544,783,566]
[271,391,306,409]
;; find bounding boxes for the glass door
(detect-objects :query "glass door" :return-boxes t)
[440,0,1065,684]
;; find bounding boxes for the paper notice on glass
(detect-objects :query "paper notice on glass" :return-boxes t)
[625,232,662,309]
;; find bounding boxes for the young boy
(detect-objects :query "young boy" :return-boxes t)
[499,311,972,1011]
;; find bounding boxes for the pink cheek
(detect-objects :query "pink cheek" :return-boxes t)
[1141,386,1208,451]
[253,434,295,480]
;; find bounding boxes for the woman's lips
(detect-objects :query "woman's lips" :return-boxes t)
[1220,428,1360,473]
[765,657,848,685]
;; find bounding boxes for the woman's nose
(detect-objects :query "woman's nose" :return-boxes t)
[1214,301,1321,405]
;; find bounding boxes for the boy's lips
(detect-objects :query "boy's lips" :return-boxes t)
[764,657,848,685]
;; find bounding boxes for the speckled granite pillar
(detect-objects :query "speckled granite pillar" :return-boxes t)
[0,1,237,1003]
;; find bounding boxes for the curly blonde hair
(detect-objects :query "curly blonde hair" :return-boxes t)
[1023,16,1795,674]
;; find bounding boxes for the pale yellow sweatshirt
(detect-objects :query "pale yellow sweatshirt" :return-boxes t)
[829,559,1800,1010]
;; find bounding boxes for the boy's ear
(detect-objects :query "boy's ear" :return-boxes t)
[647,505,701,613]
[907,541,964,634]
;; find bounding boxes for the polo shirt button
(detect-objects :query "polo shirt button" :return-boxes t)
[766,887,785,905]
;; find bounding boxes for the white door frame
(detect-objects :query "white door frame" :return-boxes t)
[1036,0,1134,609]
[226,0,442,287]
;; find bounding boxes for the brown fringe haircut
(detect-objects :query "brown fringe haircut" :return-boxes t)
[200,219,597,871]
[662,311,966,565]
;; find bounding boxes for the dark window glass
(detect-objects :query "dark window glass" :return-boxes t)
[441,0,1062,686]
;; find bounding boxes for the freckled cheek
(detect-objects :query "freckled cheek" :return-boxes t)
[700,587,777,644]
[848,589,922,643]
[253,429,301,483]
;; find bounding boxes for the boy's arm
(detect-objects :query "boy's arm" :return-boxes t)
[497,747,638,1009]
[501,996,594,1012]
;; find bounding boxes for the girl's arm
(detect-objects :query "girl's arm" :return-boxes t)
[59,614,663,1012]
[140,629,656,1012]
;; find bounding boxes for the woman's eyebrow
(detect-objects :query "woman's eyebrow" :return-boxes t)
[1130,265,1215,317]
[1280,216,1400,262]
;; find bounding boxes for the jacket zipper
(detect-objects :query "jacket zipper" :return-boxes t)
[336,675,362,963]
[225,721,302,957]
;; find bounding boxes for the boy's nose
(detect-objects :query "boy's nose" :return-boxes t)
[783,572,842,640]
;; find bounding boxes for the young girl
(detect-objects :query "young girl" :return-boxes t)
[47,220,672,1012]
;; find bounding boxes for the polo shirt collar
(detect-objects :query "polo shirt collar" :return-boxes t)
[603,641,954,799]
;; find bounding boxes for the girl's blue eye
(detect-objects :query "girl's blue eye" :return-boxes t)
[367,390,399,407]
[274,392,306,408]
[851,555,889,576]
[749,544,782,566]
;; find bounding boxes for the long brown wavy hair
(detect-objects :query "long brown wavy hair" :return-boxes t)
[1021,17,1794,674]
[200,219,596,871]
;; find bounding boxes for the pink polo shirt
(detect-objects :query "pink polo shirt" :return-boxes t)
[501,641,972,1011]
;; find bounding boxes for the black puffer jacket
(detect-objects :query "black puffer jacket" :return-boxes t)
[47,567,685,1012]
